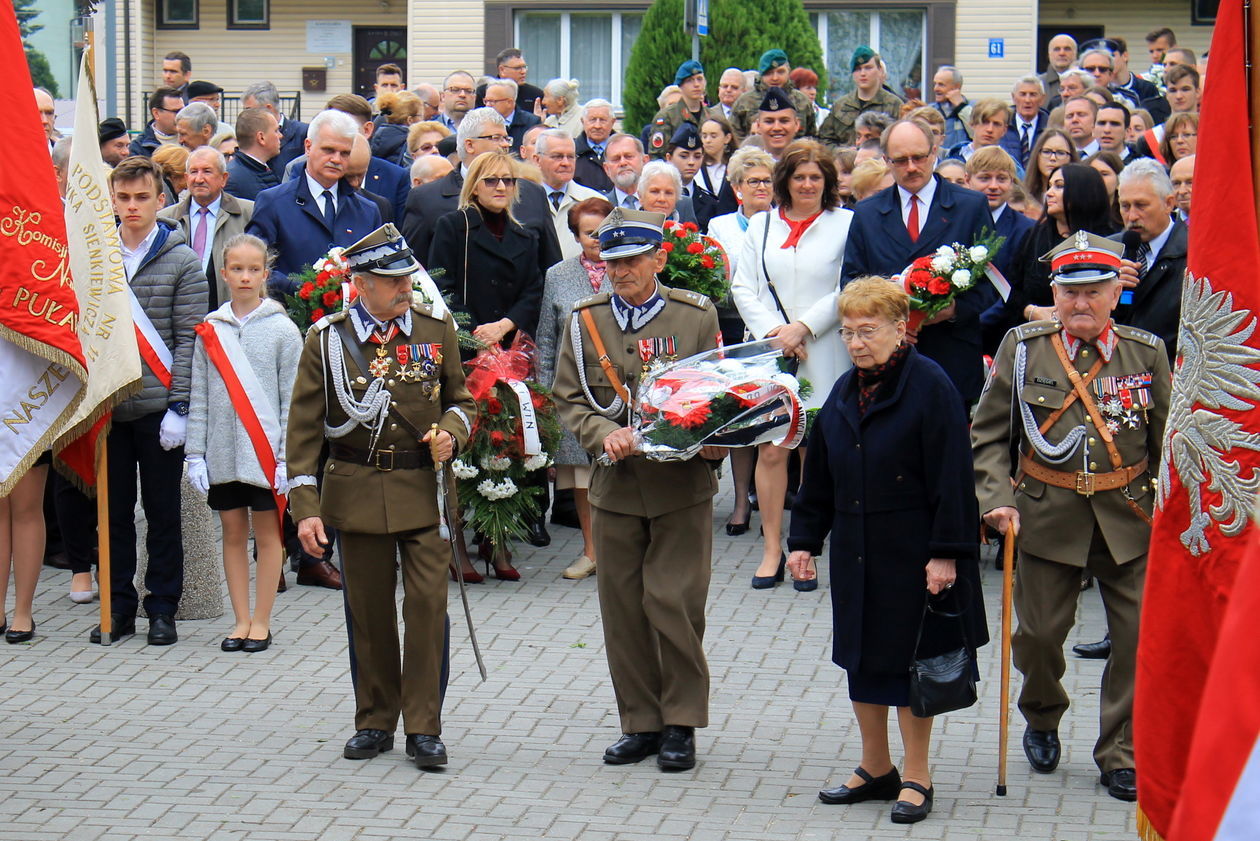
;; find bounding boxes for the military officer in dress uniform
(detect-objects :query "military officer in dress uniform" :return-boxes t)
[971,231,1170,803]
[286,223,476,769]
[551,209,725,772]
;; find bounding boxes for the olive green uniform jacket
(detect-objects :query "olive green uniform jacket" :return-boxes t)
[818,87,904,148]
[730,79,818,142]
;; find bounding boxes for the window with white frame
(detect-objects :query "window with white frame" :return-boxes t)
[811,9,926,102]
[515,11,644,110]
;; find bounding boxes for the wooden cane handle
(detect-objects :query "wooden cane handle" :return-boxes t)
[428,422,443,467]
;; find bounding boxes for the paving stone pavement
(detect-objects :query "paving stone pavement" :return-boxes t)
[0,474,1138,841]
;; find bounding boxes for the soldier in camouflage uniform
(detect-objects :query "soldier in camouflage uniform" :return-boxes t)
[819,46,905,148]
[730,49,817,142]
[647,60,709,159]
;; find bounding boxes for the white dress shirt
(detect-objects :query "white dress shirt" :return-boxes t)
[121,223,162,281]
[306,173,339,217]
[897,176,939,228]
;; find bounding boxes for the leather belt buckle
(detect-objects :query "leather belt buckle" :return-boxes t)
[1075,470,1095,497]
[374,449,395,472]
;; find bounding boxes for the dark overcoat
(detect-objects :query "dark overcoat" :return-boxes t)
[1109,220,1187,363]
[788,348,989,676]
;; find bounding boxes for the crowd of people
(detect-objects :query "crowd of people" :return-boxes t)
[9,25,1199,821]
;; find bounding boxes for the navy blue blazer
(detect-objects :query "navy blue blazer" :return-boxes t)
[284,154,410,225]
[506,109,542,155]
[271,116,309,177]
[842,175,992,403]
[978,204,1036,355]
[998,111,1049,169]
[246,176,382,295]
[225,151,280,201]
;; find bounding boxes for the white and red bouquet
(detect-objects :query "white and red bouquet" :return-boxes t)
[601,339,810,463]
[899,232,1005,331]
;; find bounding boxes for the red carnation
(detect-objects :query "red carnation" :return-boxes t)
[322,291,340,307]
[661,241,675,253]
[311,308,326,320]
[298,281,315,300]
[686,241,704,255]
[682,222,699,233]
[672,227,688,238]
[663,219,675,229]
[911,256,934,270]
[700,254,715,269]
[485,396,503,415]
[927,277,952,296]
[490,430,506,446]
[316,270,332,284]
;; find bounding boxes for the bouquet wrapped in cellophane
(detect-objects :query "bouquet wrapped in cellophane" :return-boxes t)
[604,339,811,464]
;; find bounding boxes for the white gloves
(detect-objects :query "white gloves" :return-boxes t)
[273,460,290,496]
[185,455,210,495]
[160,409,188,450]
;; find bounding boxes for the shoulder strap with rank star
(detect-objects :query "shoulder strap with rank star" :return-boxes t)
[579,308,630,403]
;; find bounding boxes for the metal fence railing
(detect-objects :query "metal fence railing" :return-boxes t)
[136,91,303,126]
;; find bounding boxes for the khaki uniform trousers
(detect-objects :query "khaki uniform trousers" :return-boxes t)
[592,500,713,732]
[1013,525,1146,771]
[340,527,448,735]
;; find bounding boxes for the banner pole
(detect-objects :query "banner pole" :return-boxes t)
[96,444,112,646]
[996,524,1017,796]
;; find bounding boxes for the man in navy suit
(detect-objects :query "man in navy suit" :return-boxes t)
[247,110,383,295]
[482,78,541,156]
[401,107,561,270]
[241,81,308,177]
[842,119,991,404]
[998,76,1049,169]
[225,107,282,201]
[964,146,1036,354]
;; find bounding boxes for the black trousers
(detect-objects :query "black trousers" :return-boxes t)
[52,471,98,574]
[106,411,185,618]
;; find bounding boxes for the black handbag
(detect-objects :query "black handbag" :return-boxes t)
[908,583,977,718]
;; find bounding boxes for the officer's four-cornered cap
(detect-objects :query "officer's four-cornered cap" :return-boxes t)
[758,86,793,113]
[1042,230,1124,285]
[597,208,667,261]
[344,223,421,277]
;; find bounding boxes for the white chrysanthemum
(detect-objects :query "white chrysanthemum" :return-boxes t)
[951,269,972,288]
[479,455,512,472]
[969,245,989,263]
[451,459,478,479]
[935,245,954,259]
[770,372,801,393]
[523,453,551,471]
[495,478,519,498]
[477,478,501,499]
[931,255,953,274]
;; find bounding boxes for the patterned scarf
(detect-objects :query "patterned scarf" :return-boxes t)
[579,253,607,293]
[856,341,910,416]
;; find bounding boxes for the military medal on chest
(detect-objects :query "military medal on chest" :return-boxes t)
[395,342,443,400]
[1093,371,1153,433]
[638,336,677,375]
[368,345,392,379]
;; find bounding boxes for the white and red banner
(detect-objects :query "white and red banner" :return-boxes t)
[52,51,143,488]
[0,3,87,494]
[1135,1,1260,838]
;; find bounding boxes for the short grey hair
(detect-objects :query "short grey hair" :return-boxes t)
[1060,69,1094,90]
[187,145,227,173]
[307,109,360,142]
[413,82,439,102]
[176,102,217,134]
[51,135,73,170]
[410,155,449,183]
[1118,157,1173,200]
[606,133,644,157]
[241,81,279,108]
[1081,48,1115,69]
[1012,75,1046,96]
[582,98,614,120]
[657,85,682,110]
[719,67,747,88]
[544,78,580,110]
[638,159,681,196]
[443,70,475,89]
[935,65,963,86]
[856,111,894,134]
[726,146,775,185]
[455,107,506,161]
[487,77,518,99]
[534,128,573,158]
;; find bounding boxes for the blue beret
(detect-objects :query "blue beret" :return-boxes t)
[759,49,789,75]
[674,60,705,86]
[851,46,876,72]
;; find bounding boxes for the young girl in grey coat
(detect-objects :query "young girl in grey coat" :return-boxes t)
[186,234,302,653]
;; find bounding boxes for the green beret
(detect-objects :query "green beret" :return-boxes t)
[674,60,704,86]
[851,45,876,72]
[759,49,789,75]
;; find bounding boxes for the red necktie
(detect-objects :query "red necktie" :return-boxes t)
[907,194,920,242]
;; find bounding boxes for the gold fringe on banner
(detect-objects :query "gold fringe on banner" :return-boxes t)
[1137,804,1167,841]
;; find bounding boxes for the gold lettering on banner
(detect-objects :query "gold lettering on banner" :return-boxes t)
[10,287,79,331]
[2,363,70,434]
[65,162,127,348]
[0,205,72,287]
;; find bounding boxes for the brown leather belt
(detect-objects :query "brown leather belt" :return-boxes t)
[1018,455,1149,497]
[329,443,433,471]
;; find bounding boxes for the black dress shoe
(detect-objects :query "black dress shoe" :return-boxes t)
[221,637,245,652]
[657,725,696,771]
[89,615,136,644]
[1073,635,1112,659]
[405,734,448,768]
[725,517,750,536]
[603,731,662,764]
[1100,768,1138,801]
[1023,727,1061,773]
[242,633,272,653]
[819,766,902,804]
[5,623,34,643]
[343,729,394,759]
[147,614,178,646]
[890,781,934,824]
[527,517,551,548]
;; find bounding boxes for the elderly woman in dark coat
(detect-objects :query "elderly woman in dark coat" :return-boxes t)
[787,277,988,825]
[536,196,613,581]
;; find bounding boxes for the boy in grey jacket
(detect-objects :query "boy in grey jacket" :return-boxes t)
[91,156,208,646]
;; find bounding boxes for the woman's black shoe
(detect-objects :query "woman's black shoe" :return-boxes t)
[725,517,750,536]
[819,766,902,804]
[221,637,245,652]
[890,781,934,823]
[751,553,786,589]
[5,623,34,643]
[242,633,272,653]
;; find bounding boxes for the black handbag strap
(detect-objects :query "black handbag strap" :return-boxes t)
[911,577,972,658]
[760,214,792,327]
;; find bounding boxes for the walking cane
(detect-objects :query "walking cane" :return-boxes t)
[996,522,1018,796]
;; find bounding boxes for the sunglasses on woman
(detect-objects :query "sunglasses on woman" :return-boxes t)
[481,176,517,188]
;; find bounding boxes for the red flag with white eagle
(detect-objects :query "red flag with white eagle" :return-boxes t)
[0,1,87,494]
[1135,1,1260,838]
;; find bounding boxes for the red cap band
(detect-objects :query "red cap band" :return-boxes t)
[1051,248,1122,273]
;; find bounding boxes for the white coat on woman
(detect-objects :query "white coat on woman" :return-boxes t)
[731,207,853,410]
